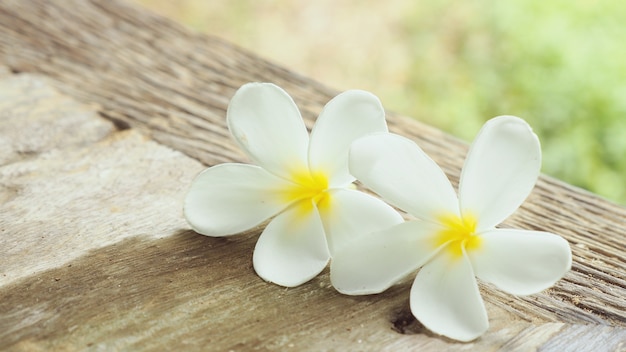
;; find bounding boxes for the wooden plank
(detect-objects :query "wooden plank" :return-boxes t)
[0,72,203,286]
[0,0,625,350]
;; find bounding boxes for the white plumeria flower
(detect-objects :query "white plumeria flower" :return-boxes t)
[184,82,403,287]
[331,116,572,341]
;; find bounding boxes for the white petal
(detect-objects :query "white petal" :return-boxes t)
[319,188,403,254]
[458,116,541,230]
[184,164,291,236]
[308,90,388,187]
[253,201,330,287]
[469,229,572,296]
[349,133,459,221]
[331,221,444,295]
[227,83,309,179]
[410,252,489,342]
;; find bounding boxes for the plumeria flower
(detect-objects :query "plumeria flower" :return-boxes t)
[331,116,572,341]
[184,83,403,287]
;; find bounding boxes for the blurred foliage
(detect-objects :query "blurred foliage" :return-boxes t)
[397,1,626,204]
[137,0,626,204]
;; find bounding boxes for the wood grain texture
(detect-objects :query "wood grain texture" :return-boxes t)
[0,73,202,286]
[0,1,625,351]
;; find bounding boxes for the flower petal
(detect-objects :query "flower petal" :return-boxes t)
[253,201,330,287]
[349,133,459,221]
[410,252,489,342]
[458,116,541,230]
[184,163,291,236]
[227,83,309,179]
[308,90,388,187]
[469,229,572,295]
[331,221,445,295]
[319,188,403,254]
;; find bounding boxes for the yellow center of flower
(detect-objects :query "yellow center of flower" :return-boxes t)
[282,168,331,214]
[434,212,482,258]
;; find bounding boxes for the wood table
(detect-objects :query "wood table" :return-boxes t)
[1,1,625,350]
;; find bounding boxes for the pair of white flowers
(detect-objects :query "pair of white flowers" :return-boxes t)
[184,83,572,342]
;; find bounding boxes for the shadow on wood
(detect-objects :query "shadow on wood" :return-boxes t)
[0,230,412,350]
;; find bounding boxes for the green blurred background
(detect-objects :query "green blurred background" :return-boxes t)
[136,0,626,205]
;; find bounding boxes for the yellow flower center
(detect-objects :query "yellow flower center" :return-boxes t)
[434,213,482,258]
[282,168,331,214]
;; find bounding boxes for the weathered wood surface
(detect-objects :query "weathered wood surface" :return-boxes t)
[0,1,625,350]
